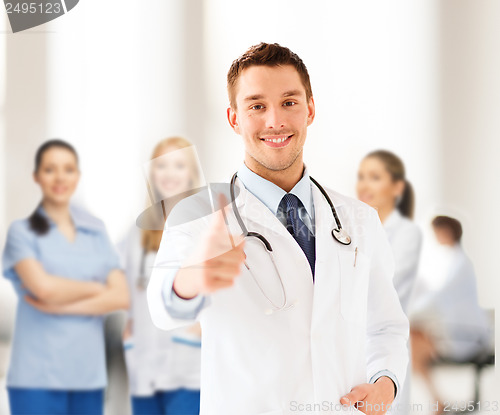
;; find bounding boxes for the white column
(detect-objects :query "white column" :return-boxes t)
[439,0,500,309]
[3,29,49,222]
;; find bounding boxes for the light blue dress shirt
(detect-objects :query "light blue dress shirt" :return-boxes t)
[161,164,399,396]
[2,204,120,389]
[236,162,315,234]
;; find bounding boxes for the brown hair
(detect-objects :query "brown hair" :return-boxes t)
[227,42,313,109]
[30,139,79,235]
[142,137,200,252]
[432,216,463,242]
[365,150,415,219]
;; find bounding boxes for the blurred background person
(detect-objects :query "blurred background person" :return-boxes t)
[119,137,202,415]
[1,139,129,415]
[357,149,422,414]
[409,216,493,412]
[357,150,422,312]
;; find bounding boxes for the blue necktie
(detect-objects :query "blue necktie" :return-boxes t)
[278,193,316,279]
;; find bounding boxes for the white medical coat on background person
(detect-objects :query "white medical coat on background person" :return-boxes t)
[383,210,422,314]
[147,165,410,415]
[118,226,201,396]
[410,243,492,362]
[382,209,422,415]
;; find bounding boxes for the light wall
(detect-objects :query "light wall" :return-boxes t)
[439,0,500,310]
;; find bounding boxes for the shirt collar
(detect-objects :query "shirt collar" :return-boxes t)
[236,162,314,218]
[36,204,103,233]
[383,209,402,229]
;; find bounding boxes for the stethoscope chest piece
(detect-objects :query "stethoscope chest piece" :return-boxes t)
[332,228,351,245]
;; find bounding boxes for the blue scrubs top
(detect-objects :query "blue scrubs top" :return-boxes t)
[2,205,121,390]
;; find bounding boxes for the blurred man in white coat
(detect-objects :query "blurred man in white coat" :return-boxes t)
[148,43,409,415]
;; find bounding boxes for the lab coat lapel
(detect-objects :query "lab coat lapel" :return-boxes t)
[233,178,289,240]
[310,182,344,329]
[310,181,347,280]
[232,177,315,286]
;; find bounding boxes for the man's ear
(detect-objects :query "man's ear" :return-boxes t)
[227,106,241,135]
[306,96,316,127]
[33,172,39,185]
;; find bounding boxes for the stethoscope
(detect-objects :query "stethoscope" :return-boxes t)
[229,172,351,314]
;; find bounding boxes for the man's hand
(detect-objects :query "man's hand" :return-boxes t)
[173,194,246,299]
[340,376,395,415]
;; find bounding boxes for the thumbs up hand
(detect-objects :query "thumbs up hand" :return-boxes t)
[173,193,246,299]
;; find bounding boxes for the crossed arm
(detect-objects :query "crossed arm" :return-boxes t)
[15,258,129,315]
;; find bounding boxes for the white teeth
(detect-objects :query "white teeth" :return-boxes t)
[264,136,288,143]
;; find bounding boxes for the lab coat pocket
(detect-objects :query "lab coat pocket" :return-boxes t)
[339,249,369,323]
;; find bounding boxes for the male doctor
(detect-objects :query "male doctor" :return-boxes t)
[148,43,409,415]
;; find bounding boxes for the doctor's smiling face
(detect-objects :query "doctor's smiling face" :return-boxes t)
[226,44,314,187]
[228,65,315,176]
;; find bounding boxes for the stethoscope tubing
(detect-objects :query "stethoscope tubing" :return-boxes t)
[230,172,350,249]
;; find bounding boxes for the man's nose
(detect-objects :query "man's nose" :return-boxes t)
[265,107,285,130]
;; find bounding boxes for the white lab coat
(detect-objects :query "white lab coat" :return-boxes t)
[383,210,422,314]
[118,226,201,396]
[383,210,422,415]
[410,243,492,362]
[148,178,409,415]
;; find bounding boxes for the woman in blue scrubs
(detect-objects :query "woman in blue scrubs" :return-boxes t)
[2,139,129,415]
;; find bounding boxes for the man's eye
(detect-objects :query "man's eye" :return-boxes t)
[283,101,296,107]
[251,105,264,110]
